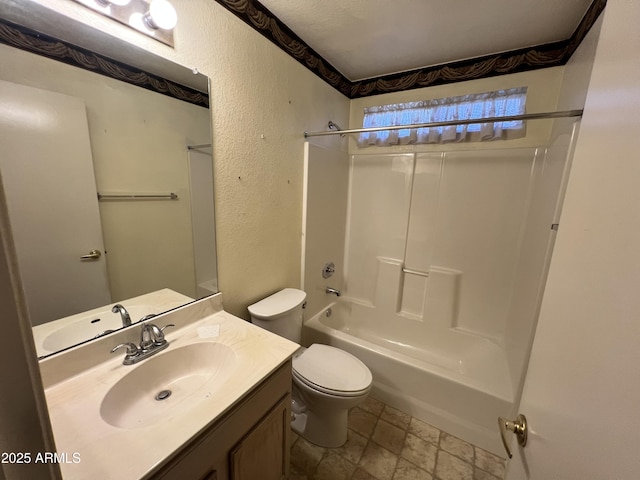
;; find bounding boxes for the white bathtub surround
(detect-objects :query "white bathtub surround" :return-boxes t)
[301,143,350,319]
[302,142,577,455]
[343,153,414,307]
[345,148,545,340]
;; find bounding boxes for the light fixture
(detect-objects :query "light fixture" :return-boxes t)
[72,0,177,47]
[143,0,178,30]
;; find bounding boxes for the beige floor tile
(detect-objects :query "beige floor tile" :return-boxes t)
[440,432,474,463]
[289,461,309,480]
[434,450,473,480]
[290,399,505,480]
[393,458,434,480]
[359,396,386,416]
[290,437,325,475]
[359,442,399,480]
[474,448,506,478]
[372,419,407,455]
[288,470,309,480]
[407,417,440,445]
[349,407,379,438]
[314,451,356,480]
[474,467,503,480]
[335,428,369,464]
[380,405,412,430]
[400,433,437,473]
[352,467,379,480]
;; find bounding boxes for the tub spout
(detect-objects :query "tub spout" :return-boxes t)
[326,287,341,297]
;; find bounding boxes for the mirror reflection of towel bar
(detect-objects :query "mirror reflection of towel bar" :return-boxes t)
[97,193,178,200]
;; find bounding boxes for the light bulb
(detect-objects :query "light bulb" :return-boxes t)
[143,0,177,30]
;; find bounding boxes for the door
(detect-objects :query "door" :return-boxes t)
[505,2,640,478]
[0,79,111,326]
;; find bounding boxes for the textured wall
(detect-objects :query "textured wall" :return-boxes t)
[26,0,350,318]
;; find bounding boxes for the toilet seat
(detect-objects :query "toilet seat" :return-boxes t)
[292,344,372,397]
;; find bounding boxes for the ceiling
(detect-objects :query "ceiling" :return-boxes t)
[257,0,594,81]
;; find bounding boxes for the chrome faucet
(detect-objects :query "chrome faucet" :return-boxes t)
[326,287,341,297]
[139,322,168,350]
[111,322,175,365]
[111,304,131,327]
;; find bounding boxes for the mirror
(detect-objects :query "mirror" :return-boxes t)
[0,16,217,358]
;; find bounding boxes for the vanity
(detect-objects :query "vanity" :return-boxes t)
[39,294,299,479]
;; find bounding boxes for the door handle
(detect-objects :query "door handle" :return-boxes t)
[498,414,527,458]
[80,249,102,261]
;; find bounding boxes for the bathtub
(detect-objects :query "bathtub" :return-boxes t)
[302,300,512,455]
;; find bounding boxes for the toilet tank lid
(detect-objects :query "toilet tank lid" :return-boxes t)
[247,288,306,319]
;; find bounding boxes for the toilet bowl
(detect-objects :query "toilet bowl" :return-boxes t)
[248,288,372,447]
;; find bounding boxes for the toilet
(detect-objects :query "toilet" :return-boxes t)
[248,288,372,448]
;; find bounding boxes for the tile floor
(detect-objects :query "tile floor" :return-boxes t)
[289,396,506,480]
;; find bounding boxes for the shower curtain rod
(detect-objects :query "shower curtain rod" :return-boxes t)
[303,109,583,138]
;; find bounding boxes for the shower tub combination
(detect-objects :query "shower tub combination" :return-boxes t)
[303,300,512,455]
[302,132,578,456]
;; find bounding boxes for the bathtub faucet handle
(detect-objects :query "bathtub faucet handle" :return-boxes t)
[326,287,341,297]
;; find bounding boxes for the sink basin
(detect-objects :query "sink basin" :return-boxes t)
[100,343,237,429]
[42,305,158,352]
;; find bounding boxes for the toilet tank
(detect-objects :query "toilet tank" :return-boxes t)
[247,288,306,343]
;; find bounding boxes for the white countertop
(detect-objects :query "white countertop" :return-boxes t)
[43,303,298,479]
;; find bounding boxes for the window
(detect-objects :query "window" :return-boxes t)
[358,87,527,147]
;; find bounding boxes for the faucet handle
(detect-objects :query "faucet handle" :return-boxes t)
[151,324,175,345]
[140,322,175,348]
[111,342,139,356]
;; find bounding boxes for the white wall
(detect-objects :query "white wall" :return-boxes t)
[22,0,351,318]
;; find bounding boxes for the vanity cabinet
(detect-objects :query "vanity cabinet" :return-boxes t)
[150,361,292,480]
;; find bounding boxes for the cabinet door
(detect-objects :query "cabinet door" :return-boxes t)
[230,396,290,480]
